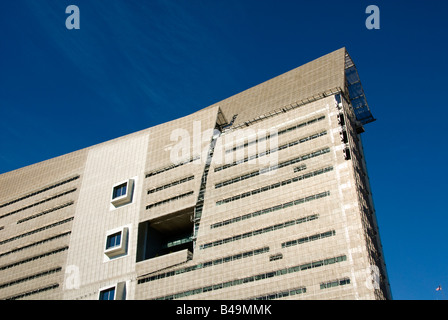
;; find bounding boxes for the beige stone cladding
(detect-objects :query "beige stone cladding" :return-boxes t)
[135,94,383,300]
[0,48,391,300]
[204,48,346,128]
[140,106,220,224]
[0,150,87,299]
[61,128,151,300]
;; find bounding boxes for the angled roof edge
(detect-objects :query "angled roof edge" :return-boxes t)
[192,48,375,128]
[200,48,347,127]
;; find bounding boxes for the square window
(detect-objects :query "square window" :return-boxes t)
[106,232,121,250]
[99,287,115,300]
[111,179,134,207]
[98,282,126,300]
[112,183,127,199]
[104,227,128,258]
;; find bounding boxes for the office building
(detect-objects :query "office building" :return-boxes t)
[0,48,391,300]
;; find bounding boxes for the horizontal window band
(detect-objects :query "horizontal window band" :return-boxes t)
[0,232,71,259]
[17,201,74,224]
[153,255,347,300]
[250,287,306,300]
[224,115,326,154]
[5,283,59,300]
[0,175,79,209]
[0,217,74,246]
[215,147,330,188]
[216,166,334,206]
[282,230,336,248]
[0,188,77,220]
[215,130,327,172]
[148,175,194,194]
[201,214,318,250]
[0,246,69,271]
[146,191,194,210]
[145,156,200,178]
[0,267,62,289]
[211,191,330,229]
[138,247,269,284]
[320,278,351,290]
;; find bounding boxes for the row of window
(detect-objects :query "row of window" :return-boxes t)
[5,284,59,300]
[214,130,327,172]
[320,278,351,290]
[137,247,270,284]
[0,267,62,289]
[17,201,74,224]
[145,155,200,178]
[250,277,352,300]
[200,214,319,250]
[153,255,347,300]
[164,235,193,249]
[216,166,334,206]
[215,147,330,189]
[211,191,330,229]
[269,253,283,261]
[147,175,194,194]
[294,164,307,173]
[0,175,79,209]
[145,191,194,210]
[281,230,336,248]
[225,115,326,154]
[0,217,74,246]
[0,177,79,299]
[250,287,306,300]
[0,246,68,271]
[0,232,71,259]
[0,188,77,220]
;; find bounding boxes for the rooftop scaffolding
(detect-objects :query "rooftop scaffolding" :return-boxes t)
[345,52,376,125]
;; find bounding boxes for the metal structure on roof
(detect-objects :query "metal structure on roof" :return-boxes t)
[344,52,376,125]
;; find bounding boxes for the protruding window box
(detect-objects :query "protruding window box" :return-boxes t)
[111,179,134,207]
[104,227,128,258]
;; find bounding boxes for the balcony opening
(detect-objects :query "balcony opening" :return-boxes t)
[136,207,194,262]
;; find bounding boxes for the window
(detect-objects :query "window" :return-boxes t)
[113,183,127,199]
[216,166,333,206]
[152,255,346,300]
[320,278,351,290]
[145,191,194,210]
[106,232,121,250]
[99,287,115,300]
[215,147,330,189]
[111,179,134,207]
[98,282,126,300]
[104,227,128,258]
[269,253,283,261]
[200,214,318,250]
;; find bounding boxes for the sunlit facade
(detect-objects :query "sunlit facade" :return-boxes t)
[0,48,391,300]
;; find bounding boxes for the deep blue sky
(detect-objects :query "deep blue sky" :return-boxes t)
[1,1,447,300]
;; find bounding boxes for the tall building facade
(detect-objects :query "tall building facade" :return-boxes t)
[0,48,391,300]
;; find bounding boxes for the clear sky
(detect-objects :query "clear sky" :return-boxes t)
[0,0,447,300]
